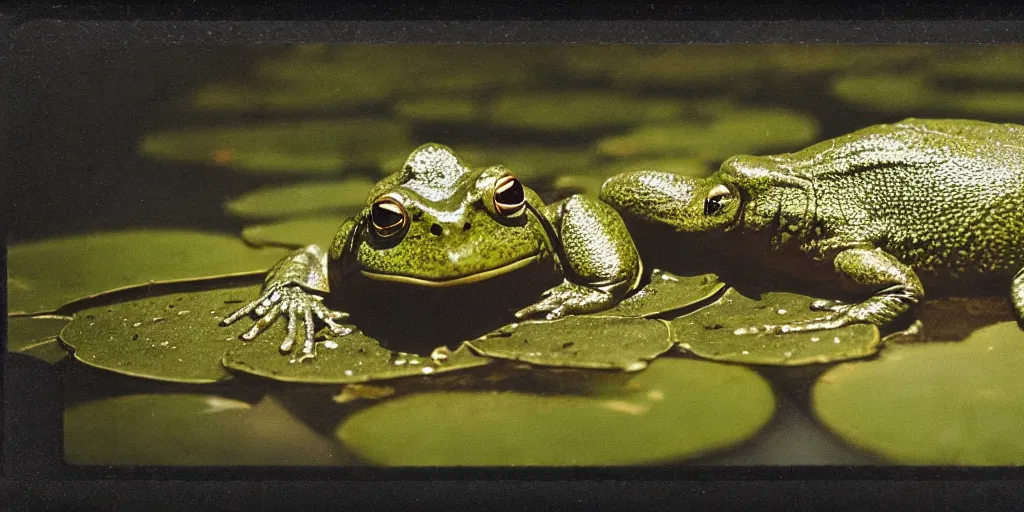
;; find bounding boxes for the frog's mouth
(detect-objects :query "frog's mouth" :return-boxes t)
[359,255,541,287]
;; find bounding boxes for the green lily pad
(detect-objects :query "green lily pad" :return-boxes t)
[466,316,673,371]
[489,91,686,133]
[336,357,775,466]
[8,315,71,364]
[224,179,373,221]
[241,214,350,250]
[813,321,1024,465]
[192,80,393,113]
[561,45,773,87]
[60,285,266,383]
[65,393,348,465]
[832,73,1024,116]
[929,46,1024,84]
[598,270,726,319]
[394,97,487,124]
[670,288,881,366]
[8,230,288,315]
[138,120,411,175]
[766,44,934,75]
[597,107,820,161]
[224,342,491,385]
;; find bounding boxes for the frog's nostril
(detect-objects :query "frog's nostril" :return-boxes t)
[462,222,471,231]
[430,224,443,236]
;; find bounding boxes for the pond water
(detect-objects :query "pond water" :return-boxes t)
[8,44,1024,467]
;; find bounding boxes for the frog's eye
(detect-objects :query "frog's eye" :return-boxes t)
[370,198,407,237]
[703,184,732,216]
[493,175,526,216]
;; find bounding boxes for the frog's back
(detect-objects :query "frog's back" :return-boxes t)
[801,119,1024,283]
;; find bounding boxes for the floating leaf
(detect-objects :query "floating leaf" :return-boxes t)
[8,231,287,315]
[65,393,349,465]
[466,316,672,371]
[139,121,411,175]
[597,107,820,161]
[224,342,491,385]
[192,81,393,113]
[224,179,373,221]
[489,91,686,133]
[832,73,1024,116]
[336,358,775,466]
[241,215,350,250]
[61,285,265,383]
[561,45,773,87]
[598,270,725,319]
[394,97,487,124]
[814,321,1024,465]
[670,288,881,366]
[8,316,71,364]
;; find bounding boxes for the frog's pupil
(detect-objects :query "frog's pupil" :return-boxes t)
[704,196,723,216]
[372,201,405,230]
[495,177,525,211]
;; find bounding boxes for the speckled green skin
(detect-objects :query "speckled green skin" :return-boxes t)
[601,118,1024,334]
[222,143,641,360]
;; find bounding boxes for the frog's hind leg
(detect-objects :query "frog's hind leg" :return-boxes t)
[1012,267,1024,328]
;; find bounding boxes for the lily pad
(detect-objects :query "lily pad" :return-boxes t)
[489,91,686,133]
[8,230,288,315]
[192,80,393,113]
[597,107,820,161]
[813,321,1024,465]
[8,316,71,364]
[929,46,1024,84]
[394,97,487,124]
[60,285,266,383]
[598,270,726,319]
[241,215,350,250]
[65,393,349,465]
[138,120,411,175]
[336,357,775,466]
[832,73,1024,116]
[670,288,881,366]
[561,45,773,87]
[224,179,373,221]
[466,316,673,371]
[223,342,491,385]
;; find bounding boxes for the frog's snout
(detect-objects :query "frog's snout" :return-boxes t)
[601,170,701,218]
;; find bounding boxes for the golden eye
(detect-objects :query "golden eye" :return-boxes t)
[703,184,731,216]
[370,198,407,237]
[493,175,526,215]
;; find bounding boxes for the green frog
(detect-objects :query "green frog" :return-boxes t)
[599,118,1024,334]
[222,143,642,360]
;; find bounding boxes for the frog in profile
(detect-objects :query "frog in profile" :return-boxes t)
[223,143,642,360]
[600,118,1024,334]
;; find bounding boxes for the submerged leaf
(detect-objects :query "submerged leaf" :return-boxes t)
[139,120,411,175]
[466,316,672,371]
[8,230,287,315]
[225,179,373,221]
[670,288,881,366]
[597,107,820,161]
[241,215,350,250]
[65,393,348,465]
[832,73,1024,116]
[813,321,1024,465]
[336,358,775,466]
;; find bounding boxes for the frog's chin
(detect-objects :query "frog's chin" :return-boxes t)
[359,254,542,288]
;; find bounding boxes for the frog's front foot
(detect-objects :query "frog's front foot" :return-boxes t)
[514,281,616,321]
[220,284,355,361]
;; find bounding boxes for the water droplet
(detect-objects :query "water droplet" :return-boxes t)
[177,310,191,315]
[741,350,749,355]
[680,343,692,350]
[344,370,353,376]
[833,337,841,344]
[624,361,647,372]
[409,359,420,365]
[394,359,407,366]
[776,309,788,314]
[421,367,435,375]
[152,317,167,323]
[810,337,820,343]
[323,340,339,349]
[783,351,793,358]
[132,322,142,328]
[430,346,451,361]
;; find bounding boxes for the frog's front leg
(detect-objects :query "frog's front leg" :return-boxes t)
[221,244,354,361]
[736,247,924,335]
[515,195,642,320]
[1012,267,1024,328]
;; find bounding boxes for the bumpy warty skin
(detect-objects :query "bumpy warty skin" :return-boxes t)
[746,118,1024,290]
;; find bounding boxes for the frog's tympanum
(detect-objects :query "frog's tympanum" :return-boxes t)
[600,118,1024,334]
[223,144,642,360]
